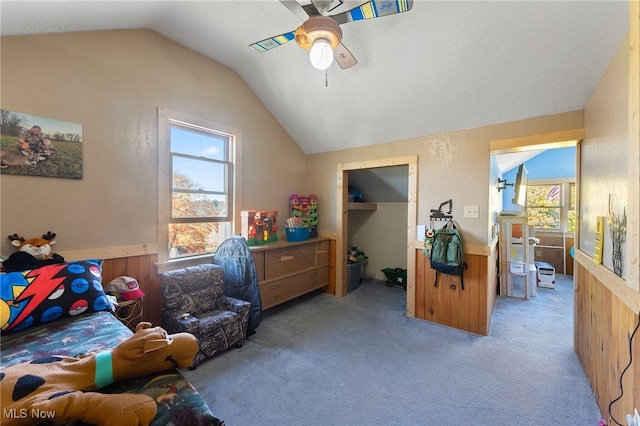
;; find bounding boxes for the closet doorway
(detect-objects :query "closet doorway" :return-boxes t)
[336,156,418,317]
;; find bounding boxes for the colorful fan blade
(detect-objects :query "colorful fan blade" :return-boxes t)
[249,31,296,52]
[334,43,357,69]
[332,0,413,25]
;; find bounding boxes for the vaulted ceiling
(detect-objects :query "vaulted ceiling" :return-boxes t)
[0,1,629,154]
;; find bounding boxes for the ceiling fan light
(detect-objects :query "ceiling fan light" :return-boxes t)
[309,38,334,70]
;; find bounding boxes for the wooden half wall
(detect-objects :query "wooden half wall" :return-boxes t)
[578,2,640,421]
[574,252,639,424]
[414,240,499,335]
[101,254,162,326]
[61,246,163,326]
[61,240,339,328]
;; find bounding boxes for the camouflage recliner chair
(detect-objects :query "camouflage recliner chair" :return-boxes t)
[160,264,250,368]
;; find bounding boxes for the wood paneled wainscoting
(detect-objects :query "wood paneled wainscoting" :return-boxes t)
[60,247,162,326]
[414,239,499,335]
[61,240,338,328]
[533,231,575,276]
[101,254,162,326]
[574,251,640,424]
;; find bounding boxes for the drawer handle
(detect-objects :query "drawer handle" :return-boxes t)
[268,296,279,301]
[280,255,294,262]
[269,284,281,290]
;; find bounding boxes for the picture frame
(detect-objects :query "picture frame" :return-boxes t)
[0,110,83,179]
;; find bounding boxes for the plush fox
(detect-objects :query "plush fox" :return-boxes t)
[0,322,199,426]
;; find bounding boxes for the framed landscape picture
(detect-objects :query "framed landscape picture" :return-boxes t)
[0,110,83,179]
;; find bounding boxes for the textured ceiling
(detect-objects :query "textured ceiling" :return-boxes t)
[0,1,629,155]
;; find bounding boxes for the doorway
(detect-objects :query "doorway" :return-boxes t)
[490,130,582,312]
[336,155,418,317]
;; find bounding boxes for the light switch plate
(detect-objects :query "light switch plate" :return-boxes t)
[464,205,479,218]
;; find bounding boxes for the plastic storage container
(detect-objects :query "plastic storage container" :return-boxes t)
[535,261,556,288]
[347,260,368,292]
[285,227,310,242]
[528,264,537,297]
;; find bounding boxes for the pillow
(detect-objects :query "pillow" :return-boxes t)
[0,259,111,334]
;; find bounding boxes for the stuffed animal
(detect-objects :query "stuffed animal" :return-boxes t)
[0,322,199,426]
[8,231,58,259]
[2,232,65,272]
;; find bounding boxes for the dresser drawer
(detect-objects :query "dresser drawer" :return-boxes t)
[252,251,265,282]
[302,266,329,288]
[265,247,316,280]
[259,279,295,308]
[265,245,315,263]
[260,266,329,309]
[316,240,329,253]
[316,241,330,265]
[250,237,332,310]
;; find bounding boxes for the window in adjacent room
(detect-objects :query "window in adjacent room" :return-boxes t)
[568,182,576,232]
[158,108,239,263]
[526,180,575,232]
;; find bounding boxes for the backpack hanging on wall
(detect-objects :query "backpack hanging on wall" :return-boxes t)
[429,221,467,289]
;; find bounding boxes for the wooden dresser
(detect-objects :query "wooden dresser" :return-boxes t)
[250,237,330,309]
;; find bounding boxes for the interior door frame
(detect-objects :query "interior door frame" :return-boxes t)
[490,129,583,247]
[490,129,583,330]
[336,155,418,317]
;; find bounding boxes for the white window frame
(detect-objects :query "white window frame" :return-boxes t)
[526,178,575,232]
[157,107,241,271]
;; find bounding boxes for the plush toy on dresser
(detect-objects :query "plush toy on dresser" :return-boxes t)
[0,322,199,426]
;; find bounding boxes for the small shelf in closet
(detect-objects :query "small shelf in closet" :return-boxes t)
[348,202,377,211]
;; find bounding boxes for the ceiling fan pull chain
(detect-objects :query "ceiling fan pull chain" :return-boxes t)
[325,68,328,87]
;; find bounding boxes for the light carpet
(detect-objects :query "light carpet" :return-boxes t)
[183,275,601,426]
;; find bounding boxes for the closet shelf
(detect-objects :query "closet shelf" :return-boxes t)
[348,202,377,211]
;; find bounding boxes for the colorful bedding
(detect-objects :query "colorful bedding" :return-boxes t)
[0,311,223,426]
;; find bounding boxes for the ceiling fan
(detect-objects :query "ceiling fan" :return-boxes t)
[249,0,413,70]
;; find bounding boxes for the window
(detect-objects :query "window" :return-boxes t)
[158,108,239,263]
[526,180,575,232]
[568,183,576,232]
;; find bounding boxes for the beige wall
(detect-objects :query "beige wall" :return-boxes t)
[307,111,584,247]
[348,202,408,281]
[581,34,630,279]
[575,22,639,423]
[0,30,587,263]
[0,30,306,256]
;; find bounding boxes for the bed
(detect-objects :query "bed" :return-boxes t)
[0,259,223,426]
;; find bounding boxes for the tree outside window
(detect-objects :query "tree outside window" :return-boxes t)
[568,183,576,232]
[167,123,233,259]
[526,182,575,232]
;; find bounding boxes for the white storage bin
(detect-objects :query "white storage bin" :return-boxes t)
[528,264,537,297]
[535,261,556,288]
